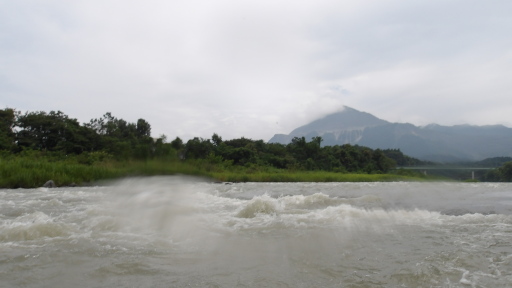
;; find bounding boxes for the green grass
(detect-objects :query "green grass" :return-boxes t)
[0,155,432,188]
[0,156,209,188]
[208,170,422,183]
[0,157,120,188]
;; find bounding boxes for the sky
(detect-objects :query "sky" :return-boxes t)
[2,0,512,141]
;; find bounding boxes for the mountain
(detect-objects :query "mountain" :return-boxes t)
[270,107,389,146]
[268,107,512,162]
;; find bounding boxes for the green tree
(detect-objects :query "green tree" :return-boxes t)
[498,162,512,181]
[136,118,151,138]
[153,135,176,160]
[305,136,322,161]
[0,108,17,151]
[85,112,155,159]
[382,149,425,166]
[16,110,95,154]
[288,136,308,163]
[372,149,396,173]
[185,137,214,159]
[225,147,255,165]
[212,133,223,146]
[170,137,184,150]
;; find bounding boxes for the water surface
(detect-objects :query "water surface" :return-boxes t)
[1,177,511,287]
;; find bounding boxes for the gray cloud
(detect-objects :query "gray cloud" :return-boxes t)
[1,0,512,141]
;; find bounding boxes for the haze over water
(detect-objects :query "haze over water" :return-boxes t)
[1,177,511,287]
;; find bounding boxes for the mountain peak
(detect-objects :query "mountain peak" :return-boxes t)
[268,106,512,162]
[289,106,389,136]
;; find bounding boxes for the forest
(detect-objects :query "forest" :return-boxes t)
[1,108,511,187]
[0,108,404,172]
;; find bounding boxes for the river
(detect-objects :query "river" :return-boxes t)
[1,177,511,287]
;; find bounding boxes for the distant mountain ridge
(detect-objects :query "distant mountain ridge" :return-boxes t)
[268,106,512,162]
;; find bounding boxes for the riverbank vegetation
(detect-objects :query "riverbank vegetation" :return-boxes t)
[0,150,427,188]
[1,108,507,188]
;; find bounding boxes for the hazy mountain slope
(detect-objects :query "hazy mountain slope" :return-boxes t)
[289,106,389,135]
[269,107,512,162]
[269,106,389,146]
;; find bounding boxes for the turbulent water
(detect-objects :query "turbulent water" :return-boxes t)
[1,177,512,287]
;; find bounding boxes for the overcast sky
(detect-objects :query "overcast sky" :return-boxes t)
[2,0,512,141]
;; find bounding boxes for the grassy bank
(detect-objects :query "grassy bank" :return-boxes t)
[0,155,431,188]
[209,171,421,182]
[0,156,207,188]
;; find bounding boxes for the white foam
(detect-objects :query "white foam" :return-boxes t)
[0,211,70,242]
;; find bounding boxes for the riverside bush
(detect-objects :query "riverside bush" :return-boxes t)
[0,153,428,188]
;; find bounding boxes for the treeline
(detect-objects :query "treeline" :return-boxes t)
[1,108,171,161]
[180,135,397,173]
[380,149,432,167]
[1,108,429,174]
[482,162,512,182]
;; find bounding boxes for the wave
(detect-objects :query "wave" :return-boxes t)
[3,178,512,247]
[236,196,277,218]
[226,192,512,233]
[0,211,71,242]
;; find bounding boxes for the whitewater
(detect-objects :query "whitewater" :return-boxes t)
[1,177,511,287]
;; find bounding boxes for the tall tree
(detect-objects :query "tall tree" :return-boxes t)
[170,137,184,150]
[16,110,94,153]
[185,137,213,159]
[0,108,17,151]
[136,118,151,138]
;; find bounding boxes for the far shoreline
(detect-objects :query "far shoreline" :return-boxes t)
[7,173,447,190]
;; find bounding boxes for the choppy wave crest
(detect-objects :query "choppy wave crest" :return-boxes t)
[0,211,70,242]
[227,192,512,233]
[236,196,277,218]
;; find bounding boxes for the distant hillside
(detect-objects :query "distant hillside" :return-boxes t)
[270,107,389,146]
[269,106,512,162]
[461,157,512,167]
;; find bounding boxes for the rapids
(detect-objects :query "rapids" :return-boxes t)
[1,177,511,287]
